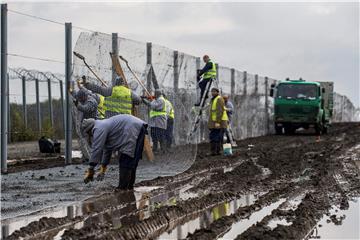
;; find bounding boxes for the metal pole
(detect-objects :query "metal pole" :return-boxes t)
[47,78,53,127]
[65,22,72,164]
[265,77,270,134]
[230,68,235,97]
[22,76,27,128]
[111,32,118,85]
[146,42,152,90]
[1,3,8,173]
[7,74,10,143]
[173,51,179,93]
[59,80,65,135]
[35,78,41,133]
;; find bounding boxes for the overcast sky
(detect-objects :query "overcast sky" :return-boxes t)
[6,1,360,106]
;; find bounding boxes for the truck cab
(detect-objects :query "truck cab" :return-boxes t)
[270,78,333,135]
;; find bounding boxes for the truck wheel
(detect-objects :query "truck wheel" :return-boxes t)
[284,126,295,135]
[275,125,282,135]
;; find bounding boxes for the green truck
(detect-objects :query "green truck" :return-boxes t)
[270,78,334,135]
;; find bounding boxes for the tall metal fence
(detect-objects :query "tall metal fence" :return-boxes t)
[1,3,359,173]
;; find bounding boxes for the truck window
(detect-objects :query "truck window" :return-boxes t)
[277,84,318,99]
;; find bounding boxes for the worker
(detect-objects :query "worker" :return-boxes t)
[163,93,175,149]
[208,88,228,155]
[81,114,148,190]
[223,95,237,146]
[195,55,217,106]
[73,88,99,121]
[82,75,141,118]
[142,89,167,153]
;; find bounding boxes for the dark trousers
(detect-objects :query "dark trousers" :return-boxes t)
[165,118,174,147]
[118,126,146,189]
[151,127,166,151]
[198,78,212,104]
[209,128,224,143]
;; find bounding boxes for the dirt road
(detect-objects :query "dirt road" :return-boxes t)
[2,123,360,239]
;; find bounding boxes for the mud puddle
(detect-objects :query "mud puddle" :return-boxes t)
[219,198,286,239]
[308,197,360,240]
[157,193,258,239]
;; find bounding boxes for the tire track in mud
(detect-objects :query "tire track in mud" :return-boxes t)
[4,123,360,240]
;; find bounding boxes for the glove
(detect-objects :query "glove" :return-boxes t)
[215,123,221,128]
[196,75,201,81]
[81,75,87,85]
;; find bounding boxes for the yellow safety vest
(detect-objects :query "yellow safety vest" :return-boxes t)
[203,60,217,79]
[97,94,105,119]
[104,86,132,114]
[210,95,228,122]
[149,96,167,118]
[164,99,175,119]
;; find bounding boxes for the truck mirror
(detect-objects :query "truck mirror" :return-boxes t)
[270,88,274,97]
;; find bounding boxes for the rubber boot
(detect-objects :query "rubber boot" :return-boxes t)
[116,168,132,191]
[128,169,136,190]
[84,168,95,184]
[209,142,216,156]
[216,142,222,155]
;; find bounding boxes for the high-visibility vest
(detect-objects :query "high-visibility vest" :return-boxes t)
[149,96,167,118]
[203,60,217,79]
[104,85,132,114]
[210,95,228,122]
[97,94,105,119]
[164,99,175,119]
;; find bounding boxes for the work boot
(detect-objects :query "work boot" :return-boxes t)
[160,140,167,154]
[116,168,132,190]
[128,169,136,190]
[84,168,95,184]
[216,142,222,155]
[208,142,216,156]
[96,165,107,181]
[152,142,159,153]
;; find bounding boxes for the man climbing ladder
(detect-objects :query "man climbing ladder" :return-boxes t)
[188,55,218,140]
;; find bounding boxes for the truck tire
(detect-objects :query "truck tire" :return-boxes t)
[284,126,295,135]
[275,125,282,135]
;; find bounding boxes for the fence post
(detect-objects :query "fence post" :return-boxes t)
[65,22,72,164]
[265,76,270,134]
[7,74,10,143]
[255,74,258,94]
[231,68,235,97]
[196,57,201,100]
[22,76,27,128]
[47,78,53,127]
[59,80,65,135]
[173,51,179,93]
[111,32,118,85]
[243,71,247,95]
[146,42,152,90]
[1,3,8,173]
[35,78,41,133]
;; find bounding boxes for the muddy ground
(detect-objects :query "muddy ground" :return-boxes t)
[2,123,360,240]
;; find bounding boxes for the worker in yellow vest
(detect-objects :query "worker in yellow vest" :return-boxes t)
[195,55,217,106]
[142,89,167,153]
[83,76,141,118]
[163,93,175,150]
[208,87,228,155]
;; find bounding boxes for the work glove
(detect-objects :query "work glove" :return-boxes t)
[96,165,107,181]
[84,168,95,184]
[215,123,221,128]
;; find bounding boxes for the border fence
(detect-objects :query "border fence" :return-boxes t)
[1,3,359,173]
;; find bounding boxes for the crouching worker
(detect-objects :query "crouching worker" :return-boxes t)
[81,114,148,190]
